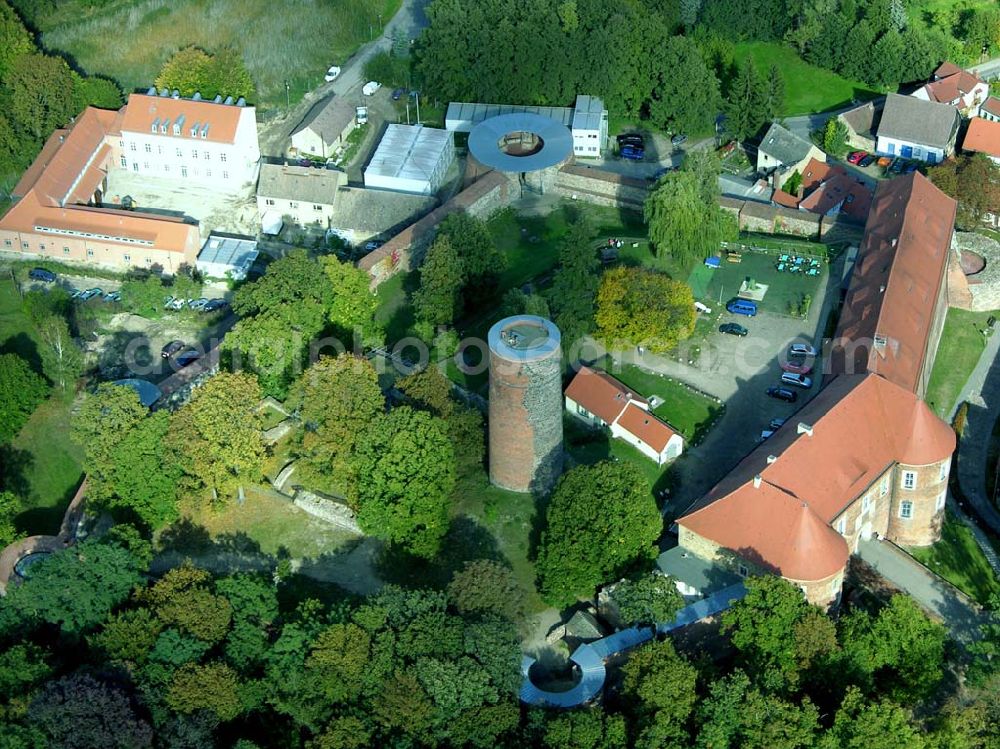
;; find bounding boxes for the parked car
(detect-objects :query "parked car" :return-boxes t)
[670,133,687,147]
[391,87,405,101]
[364,240,383,251]
[79,287,102,301]
[28,267,56,283]
[719,322,749,336]
[904,162,919,174]
[617,133,644,147]
[726,299,757,317]
[858,154,876,167]
[847,151,866,165]
[324,65,341,82]
[889,158,906,174]
[174,349,201,368]
[102,290,121,303]
[780,372,813,388]
[780,359,812,375]
[620,145,644,161]
[362,81,381,96]
[203,298,228,312]
[876,156,892,168]
[766,386,798,403]
[161,340,186,359]
[188,298,209,311]
[788,343,818,358]
[163,296,185,311]
[769,417,786,430]
[70,289,85,299]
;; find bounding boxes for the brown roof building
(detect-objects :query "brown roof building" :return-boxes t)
[962,117,1000,162]
[676,172,957,607]
[776,158,873,223]
[0,102,208,272]
[828,172,956,397]
[912,62,989,116]
[565,367,683,465]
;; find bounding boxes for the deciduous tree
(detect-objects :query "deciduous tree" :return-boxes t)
[352,407,456,558]
[322,255,381,346]
[414,235,463,326]
[0,352,48,442]
[167,662,243,721]
[537,461,661,606]
[818,686,924,749]
[611,572,684,627]
[594,266,695,353]
[0,491,21,550]
[448,560,528,623]
[547,214,600,348]
[35,314,83,390]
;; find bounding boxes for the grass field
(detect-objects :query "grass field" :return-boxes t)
[689,247,826,316]
[908,511,1000,605]
[733,42,879,115]
[40,0,401,109]
[593,358,723,444]
[925,308,999,418]
[0,278,84,536]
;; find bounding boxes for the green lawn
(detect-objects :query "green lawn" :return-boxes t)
[0,278,84,535]
[689,247,826,317]
[593,357,723,445]
[908,511,1000,605]
[733,42,879,115]
[925,308,999,418]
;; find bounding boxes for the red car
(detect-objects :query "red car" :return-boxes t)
[847,151,867,165]
[780,359,813,375]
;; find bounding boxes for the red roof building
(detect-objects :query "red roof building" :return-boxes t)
[565,366,683,465]
[912,62,989,116]
[962,117,1000,162]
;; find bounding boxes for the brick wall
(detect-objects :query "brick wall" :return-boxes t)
[947,250,974,310]
[886,459,949,546]
[551,166,650,210]
[358,170,516,288]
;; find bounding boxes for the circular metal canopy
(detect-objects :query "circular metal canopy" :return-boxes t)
[468,113,573,172]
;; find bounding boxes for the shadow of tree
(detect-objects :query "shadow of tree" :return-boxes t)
[0,444,33,497]
[1,332,43,376]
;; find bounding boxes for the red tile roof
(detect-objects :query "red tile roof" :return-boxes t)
[963,117,1000,158]
[796,162,873,223]
[829,172,956,394]
[616,402,677,453]
[982,97,1000,118]
[772,189,799,208]
[120,94,243,144]
[923,64,984,105]
[564,366,645,424]
[679,374,954,581]
[935,61,963,78]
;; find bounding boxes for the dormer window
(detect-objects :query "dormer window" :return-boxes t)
[160,118,170,134]
[151,118,159,133]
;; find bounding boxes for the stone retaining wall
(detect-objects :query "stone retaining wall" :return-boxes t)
[359,171,516,288]
[292,489,363,534]
[551,166,650,210]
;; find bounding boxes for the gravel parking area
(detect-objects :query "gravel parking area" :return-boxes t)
[614,256,845,516]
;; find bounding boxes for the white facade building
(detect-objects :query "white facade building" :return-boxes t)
[571,95,608,157]
[875,93,959,164]
[118,90,260,190]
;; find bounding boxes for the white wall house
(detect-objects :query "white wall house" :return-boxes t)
[875,94,959,164]
[118,90,261,190]
[290,95,357,159]
[756,122,826,187]
[256,164,345,229]
[564,366,683,465]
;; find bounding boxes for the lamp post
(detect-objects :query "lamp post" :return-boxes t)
[285,81,290,110]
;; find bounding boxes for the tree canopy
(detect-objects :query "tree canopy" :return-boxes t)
[155,45,255,101]
[595,266,696,353]
[536,461,661,606]
[0,352,48,442]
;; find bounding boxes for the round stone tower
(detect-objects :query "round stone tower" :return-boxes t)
[488,315,564,494]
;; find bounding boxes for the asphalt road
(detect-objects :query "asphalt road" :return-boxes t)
[257,0,431,157]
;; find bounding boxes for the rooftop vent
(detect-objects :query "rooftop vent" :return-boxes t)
[171,89,180,99]
[146,86,157,95]
[213,95,223,104]
[236,97,246,107]
[223,95,234,105]
[797,422,813,437]
[767,455,778,464]
[192,92,202,101]
[753,474,762,488]
[159,87,169,97]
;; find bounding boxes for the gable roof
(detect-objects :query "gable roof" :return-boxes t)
[257,163,347,204]
[291,95,357,143]
[678,373,954,581]
[963,117,1000,158]
[829,172,956,393]
[840,99,883,138]
[796,158,873,222]
[922,64,984,105]
[935,61,963,78]
[120,93,247,144]
[772,189,799,208]
[617,402,678,453]
[759,122,815,166]
[564,366,645,424]
[983,97,1000,118]
[13,107,118,206]
[878,93,960,149]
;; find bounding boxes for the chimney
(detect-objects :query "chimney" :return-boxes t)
[753,474,762,488]
[766,455,778,464]
[797,422,813,436]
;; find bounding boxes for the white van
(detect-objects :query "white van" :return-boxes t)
[362,81,382,96]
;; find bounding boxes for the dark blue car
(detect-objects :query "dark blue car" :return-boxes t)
[620,145,644,161]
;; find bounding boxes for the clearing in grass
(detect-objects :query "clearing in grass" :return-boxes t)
[925,307,999,418]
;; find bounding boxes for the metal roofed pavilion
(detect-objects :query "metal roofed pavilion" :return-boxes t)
[468,113,573,173]
[446,102,574,132]
[196,234,259,280]
[363,124,454,195]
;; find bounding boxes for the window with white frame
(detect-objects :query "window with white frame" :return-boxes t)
[176,148,183,157]
[222,171,228,180]
[576,404,590,418]
[220,153,227,163]
[192,150,198,159]
[144,143,152,153]
[265,199,275,206]
[289,201,298,209]
[862,494,872,513]
[204,151,210,160]
[899,501,913,519]
[939,461,949,482]
[880,475,890,496]
[836,517,846,535]
[901,471,916,490]
[313,204,322,211]
[936,491,946,511]
[123,254,131,263]
[86,249,93,257]
[181,166,188,178]
[120,156,127,168]
[130,142,136,152]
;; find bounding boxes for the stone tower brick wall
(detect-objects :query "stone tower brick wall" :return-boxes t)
[488,316,564,494]
[886,460,949,546]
